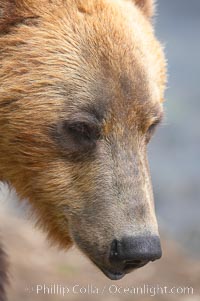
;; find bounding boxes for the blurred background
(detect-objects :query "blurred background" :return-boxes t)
[0,0,200,300]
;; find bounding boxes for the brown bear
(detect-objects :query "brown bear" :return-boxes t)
[0,0,167,293]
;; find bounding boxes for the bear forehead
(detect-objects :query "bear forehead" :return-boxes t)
[38,0,166,106]
[0,0,166,124]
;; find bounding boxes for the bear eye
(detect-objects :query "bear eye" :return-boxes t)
[62,120,101,151]
[146,120,161,143]
[67,122,99,141]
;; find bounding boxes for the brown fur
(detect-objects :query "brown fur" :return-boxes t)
[0,0,167,293]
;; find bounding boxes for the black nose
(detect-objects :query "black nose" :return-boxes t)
[109,236,162,270]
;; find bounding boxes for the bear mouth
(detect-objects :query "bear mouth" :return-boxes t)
[99,267,125,280]
[94,260,148,280]
[89,258,125,280]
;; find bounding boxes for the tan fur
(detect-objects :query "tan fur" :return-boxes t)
[0,0,167,290]
[133,0,155,18]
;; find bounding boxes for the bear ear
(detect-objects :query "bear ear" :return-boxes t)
[132,0,155,19]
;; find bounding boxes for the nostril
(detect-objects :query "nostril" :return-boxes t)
[110,239,119,259]
[125,259,143,264]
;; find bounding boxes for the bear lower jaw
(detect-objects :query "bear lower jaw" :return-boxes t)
[100,267,125,280]
[93,259,149,280]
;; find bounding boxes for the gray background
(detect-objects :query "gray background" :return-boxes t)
[150,0,200,256]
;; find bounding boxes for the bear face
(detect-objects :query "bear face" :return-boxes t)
[0,0,166,280]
